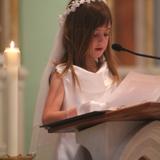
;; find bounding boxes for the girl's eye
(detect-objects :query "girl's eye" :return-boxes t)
[104,33,109,37]
[104,31,111,37]
[93,33,99,37]
[93,32,111,38]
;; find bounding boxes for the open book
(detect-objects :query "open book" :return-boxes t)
[106,71,160,110]
[78,71,160,114]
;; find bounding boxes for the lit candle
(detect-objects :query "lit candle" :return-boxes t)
[4,41,20,156]
[4,41,20,67]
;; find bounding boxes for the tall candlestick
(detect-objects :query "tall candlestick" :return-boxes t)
[4,41,20,156]
[0,69,6,155]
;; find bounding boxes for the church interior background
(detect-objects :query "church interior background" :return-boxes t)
[0,0,160,156]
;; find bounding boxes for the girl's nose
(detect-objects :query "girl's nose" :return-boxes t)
[98,35,105,42]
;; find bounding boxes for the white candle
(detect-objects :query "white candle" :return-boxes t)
[4,41,20,67]
[4,41,20,156]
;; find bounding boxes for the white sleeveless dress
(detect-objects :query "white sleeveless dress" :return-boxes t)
[55,62,116,160]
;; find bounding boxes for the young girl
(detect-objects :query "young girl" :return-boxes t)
[30,0,119,160]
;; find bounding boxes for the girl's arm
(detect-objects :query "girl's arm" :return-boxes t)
[42,72,77,124]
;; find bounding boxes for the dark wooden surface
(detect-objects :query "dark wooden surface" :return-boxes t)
[41,102,160,133]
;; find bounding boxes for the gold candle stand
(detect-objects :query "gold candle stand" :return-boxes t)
[0,154,35,160]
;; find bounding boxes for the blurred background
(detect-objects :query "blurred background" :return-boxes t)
[0,0,160,154]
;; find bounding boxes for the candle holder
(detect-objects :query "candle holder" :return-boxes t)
[0,154,35,160]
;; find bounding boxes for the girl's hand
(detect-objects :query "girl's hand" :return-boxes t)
[66,107,77,118]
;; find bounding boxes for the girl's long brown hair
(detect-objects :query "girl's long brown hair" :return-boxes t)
[59,0,119,85]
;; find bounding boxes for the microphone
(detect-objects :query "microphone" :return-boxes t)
[112,43,160,60]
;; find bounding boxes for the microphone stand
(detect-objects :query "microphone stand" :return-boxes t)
[112,43,160,60]
[122,48,160,60]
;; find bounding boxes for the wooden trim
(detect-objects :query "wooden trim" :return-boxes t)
[0,0,6,52]
[0,0,19,52]
[10,0,19,45]
[111,0,154,68]
[145,0,154,54]
[107,0,114,9]
[107,0,115,40]
[113,0,135,66]
[145,0,154,66]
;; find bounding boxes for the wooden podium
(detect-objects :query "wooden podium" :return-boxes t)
[42,102,160,160]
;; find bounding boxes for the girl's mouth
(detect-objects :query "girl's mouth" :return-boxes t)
[95,48,103,51]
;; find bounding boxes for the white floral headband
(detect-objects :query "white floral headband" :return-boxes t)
[59,0,107,25]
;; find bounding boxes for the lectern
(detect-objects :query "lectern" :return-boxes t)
[42,102,160,160]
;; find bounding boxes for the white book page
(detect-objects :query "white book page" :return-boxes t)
[107,72,160,110]
[77,72,160,115]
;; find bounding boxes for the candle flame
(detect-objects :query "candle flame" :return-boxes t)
[10,41,15,48]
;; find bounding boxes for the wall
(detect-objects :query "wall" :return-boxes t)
[154,0,160,64]
[19,0,66,152]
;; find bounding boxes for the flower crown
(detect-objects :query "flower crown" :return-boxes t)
[59,0,107,25]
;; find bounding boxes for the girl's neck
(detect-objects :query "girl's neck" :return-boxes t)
[85,59,98,73]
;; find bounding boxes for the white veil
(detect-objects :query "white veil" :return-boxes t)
[29,22,65,160]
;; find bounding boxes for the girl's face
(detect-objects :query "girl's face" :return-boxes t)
[88,25,111,60]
